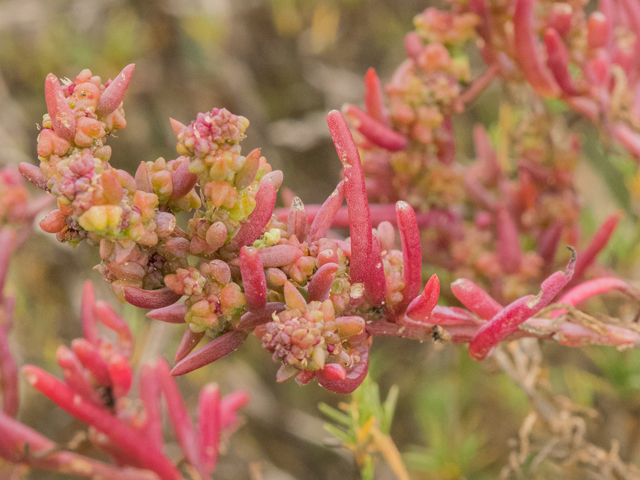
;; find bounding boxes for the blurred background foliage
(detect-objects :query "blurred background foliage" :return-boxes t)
[2,0,640,478]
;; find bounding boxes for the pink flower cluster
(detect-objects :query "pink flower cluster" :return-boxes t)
[13,0,640,397]
[473,0,640,157]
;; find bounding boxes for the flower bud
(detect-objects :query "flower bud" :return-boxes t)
[321,364,347,381]
[235,149,261,190]
[133,191,158,222]
[74,116,106,147]
[108,261,146,282]
[39,209,67,233]
[78,205,122,232]
[151,170,173,200]
[37,129,71,159]
[284,281,307,312]
[135,162,152,193]
[208,260,232,285]
[170,159,198,199]
[266,268,287,288]
[220,283,246,317]
[190,235,209,254]
[155,211,176,237]
[206,222,227,251]
[335,316,365,337]
[101,171,124,204]
[165,237,190,257]
[289,256,315,284]
[204,181,237,208]
[72,82,100,111]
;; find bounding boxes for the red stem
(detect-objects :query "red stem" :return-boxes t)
[364,68,389,125]
[56,346,103,407]
[174,329,205,363]
[239,246,268,312]
[139,363,163,452]
[228,181,277,249]
[156,359,203,476]
[0,326,18,417]
[513,0,561,97]
[569,211,621,286]
[108,354,133,398]
[171,331,247,376]
[0,412,157,480]
[22,366,180,480]
[96,64,135,117]
[344,104,409,152]
[469,252,576,360]
[220,391,249,430]
[197,383,221,474]
[395,201,423,312]
[450,279,503,321]
[307,181,345,243]
[327,111,373,294]
[93,301,134,357]
[71,339,112,387]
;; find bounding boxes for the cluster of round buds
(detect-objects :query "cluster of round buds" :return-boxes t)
[303,236,407,314]
[257,282,365,381]
[341,6,478,212]
[36,66,133,164]
[172,108,279,250]
[375,150,466,209]
[340,1,596,304]
[510,114,582,235]
[414,7,479,46]
[98,241,187,301]
[32,65,171,246]
[385,7,478,145]
[176,108,250,161]
[164,260,246,334]
[471,0,640,160]
[139,156,201,210]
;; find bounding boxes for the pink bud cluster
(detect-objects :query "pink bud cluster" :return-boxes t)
[339,4,630,305]
[472,0,640,159]
[17,44,640,397]
[257,281,366,383]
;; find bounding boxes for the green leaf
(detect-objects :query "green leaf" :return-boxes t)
[318,402,352,426]
[381,385,399,435]
[361,454,375,480]
[322,423,353,444]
